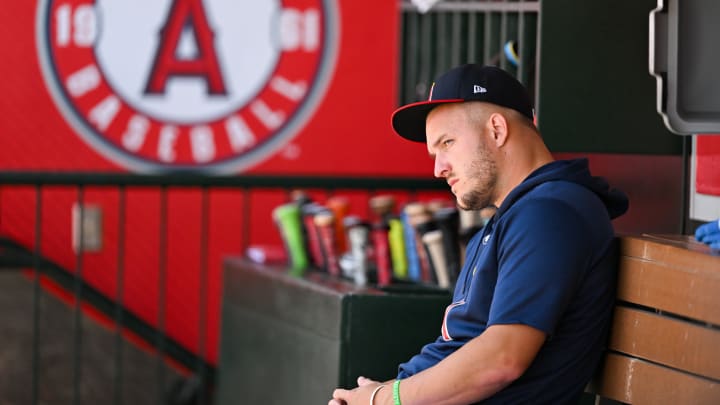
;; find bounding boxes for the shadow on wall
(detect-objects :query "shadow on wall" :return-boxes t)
[554,153,684,235]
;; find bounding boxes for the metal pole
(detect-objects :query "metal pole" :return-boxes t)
[31,185,43,405]
[113,186,127,405]
[156,186,168,404]
[73,186,85,405]
[197,187,210,404]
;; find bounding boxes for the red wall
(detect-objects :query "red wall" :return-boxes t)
[697,136,720,196]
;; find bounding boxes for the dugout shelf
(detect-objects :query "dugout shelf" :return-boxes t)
[215,258,451,405]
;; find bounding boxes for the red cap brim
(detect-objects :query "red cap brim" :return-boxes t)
[391,99,464,142]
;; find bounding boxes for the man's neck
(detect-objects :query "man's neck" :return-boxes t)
[492,133,553,208]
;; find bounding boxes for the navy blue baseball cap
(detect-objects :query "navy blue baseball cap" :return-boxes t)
[391,64,534,142]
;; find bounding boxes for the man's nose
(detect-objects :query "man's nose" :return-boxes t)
[434,155,449,178]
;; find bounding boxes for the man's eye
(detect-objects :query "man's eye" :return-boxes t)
[443,139,454,147]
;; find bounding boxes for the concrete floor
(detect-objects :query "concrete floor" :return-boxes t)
[0,271,184,405]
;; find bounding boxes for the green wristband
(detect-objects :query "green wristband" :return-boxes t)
[393,379,401,405]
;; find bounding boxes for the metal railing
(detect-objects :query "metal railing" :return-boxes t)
[399,0,540,107]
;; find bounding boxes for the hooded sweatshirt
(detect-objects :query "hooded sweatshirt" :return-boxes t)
[397,158,629,404]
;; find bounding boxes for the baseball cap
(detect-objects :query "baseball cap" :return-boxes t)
[391,64,534,142]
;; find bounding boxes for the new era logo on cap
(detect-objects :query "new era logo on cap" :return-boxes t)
[391,64,534,142]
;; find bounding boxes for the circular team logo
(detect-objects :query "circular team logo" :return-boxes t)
[36,0,338,173]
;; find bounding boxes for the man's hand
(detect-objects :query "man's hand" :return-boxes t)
[329,376,382,405]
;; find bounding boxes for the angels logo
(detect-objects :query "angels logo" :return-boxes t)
[36,0,338,173]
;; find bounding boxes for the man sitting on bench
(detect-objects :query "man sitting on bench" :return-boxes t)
[330,64,628,405]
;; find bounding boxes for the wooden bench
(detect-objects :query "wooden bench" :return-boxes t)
[588,234,720,404]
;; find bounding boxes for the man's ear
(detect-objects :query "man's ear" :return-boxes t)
[488,112,509,147]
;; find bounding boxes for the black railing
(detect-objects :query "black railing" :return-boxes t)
[0,172,447,190]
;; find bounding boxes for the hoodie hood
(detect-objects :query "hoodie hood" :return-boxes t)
[497,158,629,219]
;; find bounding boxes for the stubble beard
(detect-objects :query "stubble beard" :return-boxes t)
[458,146,497,211]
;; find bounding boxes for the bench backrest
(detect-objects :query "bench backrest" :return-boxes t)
[590,234,720,403]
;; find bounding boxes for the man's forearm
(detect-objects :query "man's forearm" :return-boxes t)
[375,324,545,405]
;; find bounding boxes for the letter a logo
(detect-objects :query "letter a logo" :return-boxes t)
[37,0,339,173]
[145,0,227,95]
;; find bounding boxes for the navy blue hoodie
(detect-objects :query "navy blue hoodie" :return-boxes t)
[397,159,629,404]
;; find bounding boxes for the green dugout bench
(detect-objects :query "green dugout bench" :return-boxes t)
[215,259,451,405]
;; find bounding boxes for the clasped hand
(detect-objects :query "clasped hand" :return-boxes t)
[329,376,383,405]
